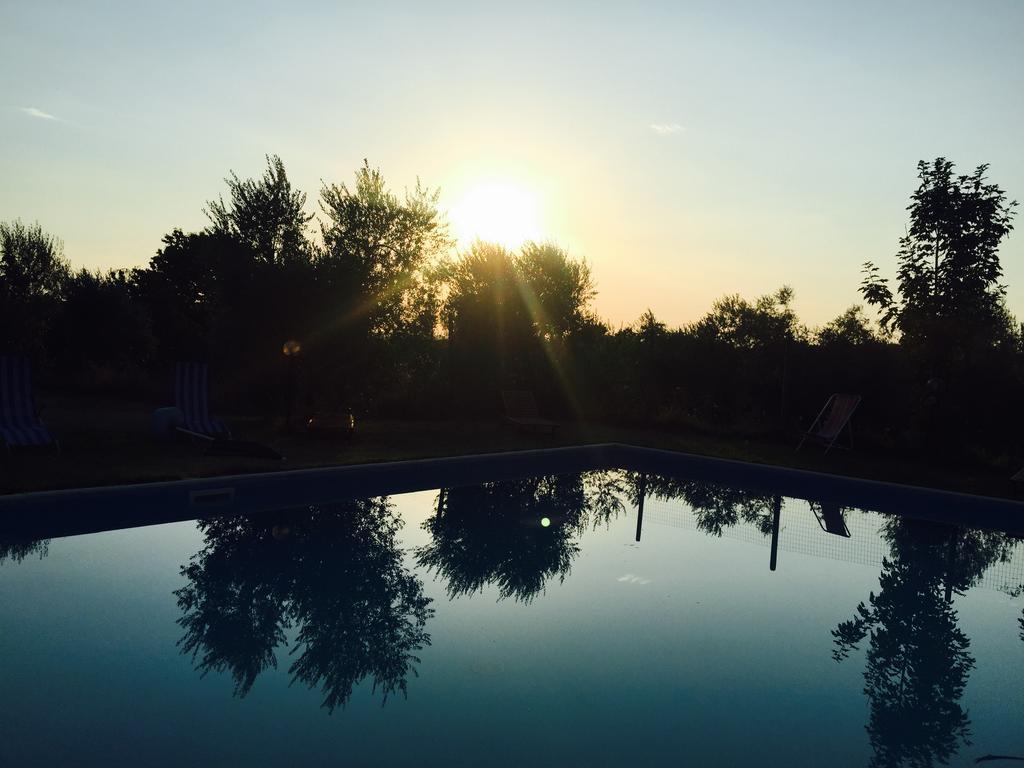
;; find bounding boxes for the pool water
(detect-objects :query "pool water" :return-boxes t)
[1,470,1022,766]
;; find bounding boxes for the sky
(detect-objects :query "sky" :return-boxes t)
[2,0,1022,329]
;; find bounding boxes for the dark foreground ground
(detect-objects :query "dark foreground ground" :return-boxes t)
[1,393,1020,499]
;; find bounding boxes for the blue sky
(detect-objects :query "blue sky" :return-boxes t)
[2,0,1022,327]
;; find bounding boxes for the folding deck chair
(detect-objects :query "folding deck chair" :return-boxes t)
[501,390,559,434]
[0,356,58,453]
[797,393,860,454]
[174,362,231,439]
[813,502,851,537]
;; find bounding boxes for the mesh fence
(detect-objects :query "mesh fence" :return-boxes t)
[642,494,1024,595]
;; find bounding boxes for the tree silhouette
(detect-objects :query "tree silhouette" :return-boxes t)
[816,305,879,347]
[175,499,433,712]
[416,474,591,603]
[689,286,806,350]
[5,152,1023,460]
[130,229,255,361]
[48,268,155,381]
[638,474,776,537]
[582,470,631,530]
[832,519,1013,767]
[440,242,533,410]
[0,219,69,355]
[862,159,1018,349]
[205,154,313,267]
[0,535,49,565]
[317,160,451,337]
[516,242,596,340]
[861,159,1019,443]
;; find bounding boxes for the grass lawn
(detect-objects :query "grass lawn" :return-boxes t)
[1,392,1019,500]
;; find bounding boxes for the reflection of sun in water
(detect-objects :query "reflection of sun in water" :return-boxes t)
[449,181,543,249]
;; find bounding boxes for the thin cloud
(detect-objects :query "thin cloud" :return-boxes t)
[19,106,59,121]
[617,573,652,585]
[649,122,683,136]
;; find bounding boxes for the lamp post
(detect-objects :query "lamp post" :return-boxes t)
[282,339,302,429]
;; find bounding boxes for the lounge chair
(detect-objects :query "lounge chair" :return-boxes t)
[174,362,231,439]
[0,356,58,453]
[501,390,559,434]
[1011,466,1024,488]
[797,393,860,454]
[813,502,851,537]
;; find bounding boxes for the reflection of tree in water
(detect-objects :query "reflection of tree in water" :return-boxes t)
[583,470,631,530]
[832,518,1013,768]
[418,472,633,603]
[639,474,776,537]
[1004,578,1024,645]
[175,498,433,712]
[0,536,49,565]
[417,469,778,604]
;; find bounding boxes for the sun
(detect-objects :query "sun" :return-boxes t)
[449,181,544,250]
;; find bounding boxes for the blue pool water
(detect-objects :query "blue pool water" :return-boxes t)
[1,465,1023,766]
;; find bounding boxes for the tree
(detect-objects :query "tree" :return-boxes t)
[0,536,49,566]
[441,242,521,334]
[0,220,70,355]
[144,229,252,308]
[416,474,590,603]
[440,242,532,409]
[205,154,313,266]
[439,241,599,415]
[317,161,451,336]
[861,158,1018,352]
[862,159,1019,444]
[816,305,878,347]
[176,499,433,712]
[683,287,805,429]
[0,220,69,301]
[641,474,776,537]
[832,518,1012,767]
[636,309,667,342]
[516,242,596,339]
[132,229,257,361]
[689,286,804,349]
[49,269,155,379]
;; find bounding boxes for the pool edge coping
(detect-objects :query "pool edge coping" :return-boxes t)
[2,443,1023,539]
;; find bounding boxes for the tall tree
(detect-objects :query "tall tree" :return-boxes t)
[440,242,533,408]
[0,220,69,301]
[318,161,451,336]
[0,220,70,354]
[205,154,313,266]
[132,229,257,360]
[516,242,596,339]
[861,158,1018,352]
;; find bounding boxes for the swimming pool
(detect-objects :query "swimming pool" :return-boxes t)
[1,447,1022,766]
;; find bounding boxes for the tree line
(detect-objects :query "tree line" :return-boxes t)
[0,155,1019,463]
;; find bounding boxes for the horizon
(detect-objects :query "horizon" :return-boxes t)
[2,0,1023,328]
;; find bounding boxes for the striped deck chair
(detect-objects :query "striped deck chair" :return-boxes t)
[0,356,57,453]
[797,393,860,454]
[174,362,230,439]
